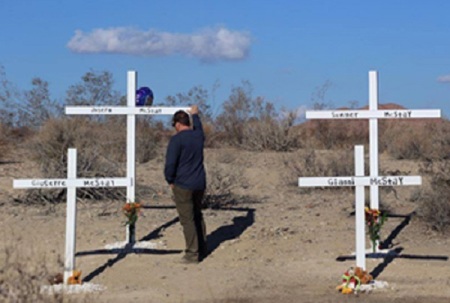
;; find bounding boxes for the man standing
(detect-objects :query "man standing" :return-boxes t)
[164,105,207,263]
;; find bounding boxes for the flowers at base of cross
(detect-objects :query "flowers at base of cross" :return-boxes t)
[365,207,387,253]
[336,267,373,295]
[67,270,82,285]
[122,202,142,226]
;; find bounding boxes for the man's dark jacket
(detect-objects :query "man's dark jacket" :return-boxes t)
[164,114,206,190]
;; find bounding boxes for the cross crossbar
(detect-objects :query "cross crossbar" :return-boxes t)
[298,176,421,187]
[306,109,441,119]
[65,106,189,115]
[13,178,130,189]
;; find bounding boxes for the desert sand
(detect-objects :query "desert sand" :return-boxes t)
[1,148,449,302]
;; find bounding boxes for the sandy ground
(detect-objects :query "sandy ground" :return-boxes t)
[1,148,449,302]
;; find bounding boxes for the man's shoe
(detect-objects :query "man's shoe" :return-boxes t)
[180,254,199,264]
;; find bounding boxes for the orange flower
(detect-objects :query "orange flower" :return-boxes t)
[122,202,142,226]
[364,207,387,252]
[67,270,82,285]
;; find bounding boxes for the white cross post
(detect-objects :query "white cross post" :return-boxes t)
[65,70,189,244]
[299,145,422,270]
[13,148,131,284]
[306,70,441,211]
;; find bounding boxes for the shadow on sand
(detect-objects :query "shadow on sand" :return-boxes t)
[336,212,448,279]
[79,205,256,282]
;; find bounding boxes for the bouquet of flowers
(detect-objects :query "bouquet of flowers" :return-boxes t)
[122,202,142,226]
[365,207,387,252]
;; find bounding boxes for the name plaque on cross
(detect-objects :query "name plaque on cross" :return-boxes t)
[14,178,129,188]
[66,106,189,116]
[299,176,421,187]
[306,109,441,119]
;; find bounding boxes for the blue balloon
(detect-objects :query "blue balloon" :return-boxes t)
[136,87,154,106]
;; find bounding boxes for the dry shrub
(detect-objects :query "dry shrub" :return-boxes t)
[135,119,164,163]
[0,123,9,162]
[241,114,299,152]
[203,162,250,209]
[381,119,450,160]
[202,122,227,148]
[215,83,299,151]
[416,160,450,232]
[17,117,127,204]
[297,119,368,150]
[0,124,35,162]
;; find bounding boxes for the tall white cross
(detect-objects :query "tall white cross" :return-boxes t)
[306,71,441,210]
[65,71,189,243]
[13,148,131,284]
[299,145,422,269]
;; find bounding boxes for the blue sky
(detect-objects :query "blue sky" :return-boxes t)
[1,0,450,117]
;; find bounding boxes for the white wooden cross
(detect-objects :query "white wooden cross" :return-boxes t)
[299,145,422,270]
[306,71,441,210]
[13,148,131,284]
[65,71,189,244]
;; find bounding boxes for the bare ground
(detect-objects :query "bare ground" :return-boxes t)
[0,148,449,302]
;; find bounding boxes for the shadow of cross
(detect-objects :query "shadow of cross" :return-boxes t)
[299,145,422,271]
[13,148,131,285]
[79,216,183,283]
[78,206,255,283]
[66,70,189,245]
[336,212,448,279]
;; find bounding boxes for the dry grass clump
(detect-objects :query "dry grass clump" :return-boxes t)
[284,149,355,185]
[381,119,450,160]
[203,162,250,209]
[0,246,61,302]
[415,160,450,232]
[0,245,92,302]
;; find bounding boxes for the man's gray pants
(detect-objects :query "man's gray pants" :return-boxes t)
[172,185,207,261]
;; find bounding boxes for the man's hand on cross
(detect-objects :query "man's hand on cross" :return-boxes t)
[189,105,199,115]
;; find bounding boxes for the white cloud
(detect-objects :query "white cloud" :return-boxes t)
[437,75,450,83]
[67,26,251,62]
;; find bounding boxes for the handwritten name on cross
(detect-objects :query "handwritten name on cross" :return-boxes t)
[13,148,130,285]
[299,145,422,270]
[65,71,189,244]
[305,71,441,210]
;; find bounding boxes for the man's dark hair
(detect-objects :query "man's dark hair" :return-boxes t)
[172,110,190,127]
